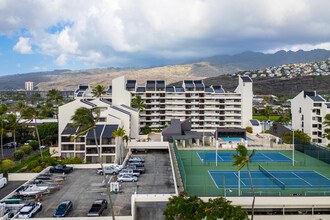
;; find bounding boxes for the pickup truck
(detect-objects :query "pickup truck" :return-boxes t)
[87,199,107,217]
[97,166,120,175]
[49,165,73,174]
[125,165,146,173]
[118,169,140,177]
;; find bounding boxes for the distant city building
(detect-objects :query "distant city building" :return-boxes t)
[25,81,34,91]
[291,91,330,146]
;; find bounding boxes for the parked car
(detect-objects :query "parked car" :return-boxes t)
[4,142,15,148]
[125,165,146,173]
[117,174,138,182]
[118,169,140,177]
[40,145,46,149]
[0,177,7,189]
[18,202,42,218]
[54,201,72,217]
[128,157,144,163]
[87,199,108,217]
[97,166,120,175]
[128,162,144,167]
[49,165,73,174]
[24,140,33,146]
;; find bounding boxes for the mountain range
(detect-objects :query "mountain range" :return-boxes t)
[0,49,330,91]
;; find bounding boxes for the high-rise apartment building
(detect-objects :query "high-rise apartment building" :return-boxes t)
[75,75,253,131]
[291,91,330,146]
[25,81,34,91]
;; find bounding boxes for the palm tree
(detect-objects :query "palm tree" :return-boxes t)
[131,95,147,112]
[70,107,115,220]
[0,116,7,159]
[20,106,43,160]
[112,127,126,164]
[93,85,107,98]
[47,89,63,122]
[231,145,256,220]
[6,114,21,152]
[15,101,26,112]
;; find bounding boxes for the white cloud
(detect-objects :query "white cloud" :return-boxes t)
[32,66,40,70]
[1,0,330,67]
[13,37,33,54]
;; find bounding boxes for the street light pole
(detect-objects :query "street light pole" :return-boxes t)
[292,129,295,166]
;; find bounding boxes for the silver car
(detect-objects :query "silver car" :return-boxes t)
[117,174,138,182]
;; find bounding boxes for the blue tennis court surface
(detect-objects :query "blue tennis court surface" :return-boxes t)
[197,152,292,163]
[209,170,330,189]
[220,137,253,141]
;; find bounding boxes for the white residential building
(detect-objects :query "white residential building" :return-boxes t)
[74,75,253,131]
[25,81,34,91]
[291,91,330,146]
[58,97,139,163]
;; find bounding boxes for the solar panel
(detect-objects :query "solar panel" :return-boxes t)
[77,92,83,97]
[166,87,174,92]
[309,96,325,102]
[80,99,97,107]
[156,80,165,88]
[102,125,119,138]
[61,123,78,135]
[241,76,252,82]
[86,125,104,139]
[111,106,131,115]
[146,80,156,88]
[175,87,185,92]
[136,87,145,92]
[79,85,89,90]
[121,104,139,112]
[250,119,259,126]
[126,80,136,88]
[325,103,330,108]
[205,87,214,93]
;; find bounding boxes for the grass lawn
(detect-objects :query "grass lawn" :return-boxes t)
[253,115,281,121]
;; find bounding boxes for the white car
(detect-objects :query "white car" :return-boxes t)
[117,175,138,182]
[128,157,144,163]
[0,177,7,189]
[18,202,42,218]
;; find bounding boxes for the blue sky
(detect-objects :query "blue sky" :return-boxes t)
[0,0,330,76]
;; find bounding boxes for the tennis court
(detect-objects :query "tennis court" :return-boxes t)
[209,169,330,189]
[197,152,292,163]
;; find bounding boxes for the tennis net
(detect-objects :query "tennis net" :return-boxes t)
[259,164,285,189]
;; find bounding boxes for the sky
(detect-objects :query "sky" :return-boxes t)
[0,0,330,76]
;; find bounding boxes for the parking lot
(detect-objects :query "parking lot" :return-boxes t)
[33,150,175,217]
[0,181,25,200]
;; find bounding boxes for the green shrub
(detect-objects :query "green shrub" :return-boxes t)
[43,156,59,167]
[27,160,40,170]
[31,166,43,173]
[29,140,39,151]
[60,157,83,164]
[20,145,33,155]
[13,150,25,160]
[246,126,253,133]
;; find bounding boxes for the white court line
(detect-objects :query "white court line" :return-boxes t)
[312,170,330,180]
[261,153,273,161]
[217,153,224,162]
[291,172,313,186]
[196,152,205,162]
[208,171,221,188]
[278,152,294,162]
[233,172,247,186]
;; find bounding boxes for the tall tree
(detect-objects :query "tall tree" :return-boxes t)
[20,106,43,160]
[232,145,256,220]
[93,85,107,98]
[70,107,115,220]
[6,114,21,151]
[15,101,26,112]
[131,95,148,112]
[264,105,273,119]
[0,116,7,159]
[47,89,63,122]
[112,127,126,164]
[0,104,8,115]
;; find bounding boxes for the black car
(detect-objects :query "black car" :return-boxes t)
[50,165,73,174]
[54,201,72,217]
